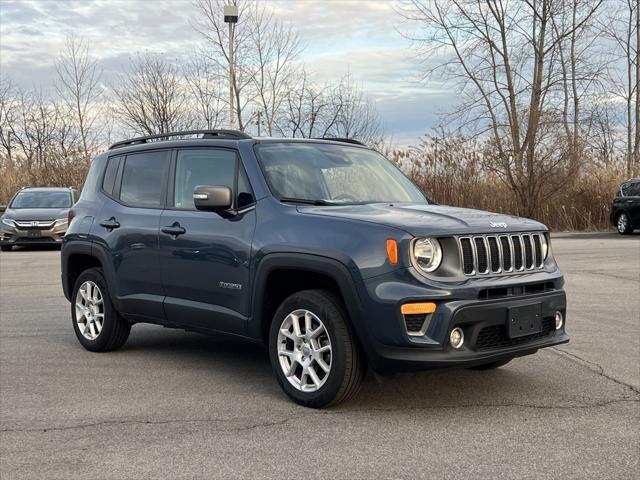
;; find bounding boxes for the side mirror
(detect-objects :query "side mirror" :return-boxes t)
[0,205,6,214]
[193,185,232,212]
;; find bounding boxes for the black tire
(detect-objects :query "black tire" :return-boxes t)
[616,212,633,235]
[268,289,366,408]
[71,267,131,352]
[0,245,11,252]
[469,357,514,370]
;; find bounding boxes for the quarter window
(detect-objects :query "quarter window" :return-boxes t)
[173,148,254,209]
[102,156,121,195]
[119,151,170,207]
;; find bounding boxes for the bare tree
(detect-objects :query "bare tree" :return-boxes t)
[184,56,226,129]
[55,35,103,162]
[399,0,604,217]
[603,0,639,175]
[112,53,191,135]
[249,5,302,135]
[193,0,257,130]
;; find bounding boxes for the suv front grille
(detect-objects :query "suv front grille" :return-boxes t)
[457,233,546,276]
[14,220,55,230]
[475,317,555,350]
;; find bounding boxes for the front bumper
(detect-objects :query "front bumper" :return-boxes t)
[0,224,66,246]
[357,268,568,372]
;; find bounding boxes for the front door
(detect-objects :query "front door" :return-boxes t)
[159,147,256,334]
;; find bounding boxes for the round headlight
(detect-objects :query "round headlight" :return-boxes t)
[413,238,443,273]
[540,234,549,260]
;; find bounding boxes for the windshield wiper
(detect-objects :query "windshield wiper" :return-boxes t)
[279,197,334,206]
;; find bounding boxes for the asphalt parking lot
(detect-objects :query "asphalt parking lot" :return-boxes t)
[0,233,638,479]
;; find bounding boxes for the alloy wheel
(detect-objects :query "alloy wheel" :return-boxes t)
[617,213,629,233]
[75,281,104,340]
[277,309,332,392]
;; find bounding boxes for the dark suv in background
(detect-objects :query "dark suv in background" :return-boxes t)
[61,130,568,407]
[0,187,78,251]
[611,179,640,235]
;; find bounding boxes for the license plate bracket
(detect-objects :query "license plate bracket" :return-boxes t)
[27,230,42,238]
[508,303,542,339]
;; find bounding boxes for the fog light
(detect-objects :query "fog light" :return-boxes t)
[450,327,464,349]
[555,311,564,330]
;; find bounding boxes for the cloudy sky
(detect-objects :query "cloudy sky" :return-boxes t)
[0,0,451,144]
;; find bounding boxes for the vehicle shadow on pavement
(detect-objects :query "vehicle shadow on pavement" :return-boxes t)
[113,324,625,412]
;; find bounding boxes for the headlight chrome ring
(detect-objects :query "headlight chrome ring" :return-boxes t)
[413,237,443,273]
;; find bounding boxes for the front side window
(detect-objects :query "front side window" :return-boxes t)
[11,191,72,209]
[255,142,426,204]
[119,151,170,207]
[173,148,254,209]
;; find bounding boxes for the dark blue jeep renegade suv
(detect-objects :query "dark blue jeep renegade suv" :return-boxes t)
[61,130,568,407]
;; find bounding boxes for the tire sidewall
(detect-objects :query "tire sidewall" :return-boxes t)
[268,292,350,408]
[71,268,118,352]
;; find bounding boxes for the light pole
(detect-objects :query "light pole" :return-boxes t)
[224,4,238,129]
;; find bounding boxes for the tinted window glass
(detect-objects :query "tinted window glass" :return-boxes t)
[102,156,121,195]
[237,167,254,208]
[11,191,72,209]
[628,181,640,196]
[255,143,426,204]
[174,149,238,209]
[119,151,169,207]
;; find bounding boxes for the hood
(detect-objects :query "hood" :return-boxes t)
[297,203,546,236]
[3,207,69,222]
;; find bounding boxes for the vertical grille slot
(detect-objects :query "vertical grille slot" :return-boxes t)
[474,237,489,273]
[487,237,500,272]
[512,235,523,270]
[460,238,474,274]
[523,234,534,269]
[533,234,543,267]
[499,236,512,271]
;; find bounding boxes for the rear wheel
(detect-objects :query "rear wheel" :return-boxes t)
[469,357,514,370]
[269,289,366,408]
[71,268,131,352]
[617,212,633,235]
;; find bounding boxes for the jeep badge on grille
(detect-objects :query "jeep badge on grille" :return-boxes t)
[489,222,508,228]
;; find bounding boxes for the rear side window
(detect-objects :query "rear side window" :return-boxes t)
[173,148,254,209]
[628,181,640,196]
[102,156,121,195]
[119,151,170,207]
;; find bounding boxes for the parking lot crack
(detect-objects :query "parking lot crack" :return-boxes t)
[550,347,640,394]
[0,417,291,434]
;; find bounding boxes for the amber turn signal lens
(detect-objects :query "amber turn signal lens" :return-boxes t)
[386,239,398,264]
[401,302,437,315]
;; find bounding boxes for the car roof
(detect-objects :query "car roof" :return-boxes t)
[106,130,370,156]
[17,187,74,192]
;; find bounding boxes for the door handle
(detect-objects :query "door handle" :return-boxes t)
[99,218,120,230]
[161,223,186,237]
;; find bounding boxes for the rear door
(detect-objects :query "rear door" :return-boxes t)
[95,149,170,322]
[159,147,256,334]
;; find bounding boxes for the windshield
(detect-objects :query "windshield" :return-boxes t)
[255,142,426,204]
[10,191,72,209]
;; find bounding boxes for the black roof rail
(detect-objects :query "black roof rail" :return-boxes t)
[109,129,252,150]
[315,137,366,146]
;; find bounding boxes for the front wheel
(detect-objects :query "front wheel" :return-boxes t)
[269,290,366,408]
[71,268,131,352]
[617,212,633,235]
[0,245,11,252]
